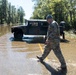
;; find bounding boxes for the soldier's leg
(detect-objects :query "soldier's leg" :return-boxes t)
[53,45,66,68]
[41,44,51,60]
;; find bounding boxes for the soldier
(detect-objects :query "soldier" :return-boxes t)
[37,14,67,70]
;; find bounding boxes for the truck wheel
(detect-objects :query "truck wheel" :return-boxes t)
[14,32,23,40]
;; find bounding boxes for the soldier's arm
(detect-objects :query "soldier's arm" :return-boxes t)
[48,23,59,40]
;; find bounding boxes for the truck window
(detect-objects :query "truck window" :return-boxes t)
[29,22,38,26]
[40,22,48,27]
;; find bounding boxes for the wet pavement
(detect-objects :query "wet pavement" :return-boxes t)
[0,26,76,75]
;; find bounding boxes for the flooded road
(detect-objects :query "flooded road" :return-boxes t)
[0,26,76,75]
[0,25,11,36]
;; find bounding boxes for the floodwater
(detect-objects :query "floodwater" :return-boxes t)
[0,25,11,36]
[0,25,76,75]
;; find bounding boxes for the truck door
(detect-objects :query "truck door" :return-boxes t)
[39,21,48,35]
[28,21,40,35]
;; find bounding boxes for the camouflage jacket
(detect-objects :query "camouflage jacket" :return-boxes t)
[47,21,60,40]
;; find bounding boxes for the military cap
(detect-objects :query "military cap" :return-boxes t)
[46,14,53,20]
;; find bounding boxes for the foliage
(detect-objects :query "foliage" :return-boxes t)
[17,7,25,24]
[31,0,76,30]
[0,0,25,24]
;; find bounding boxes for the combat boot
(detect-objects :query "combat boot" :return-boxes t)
[37,56,44,63]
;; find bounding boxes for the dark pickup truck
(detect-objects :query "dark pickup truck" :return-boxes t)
[11,19,65,40]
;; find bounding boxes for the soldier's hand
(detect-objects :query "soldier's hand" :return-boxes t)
[45,39,49,44]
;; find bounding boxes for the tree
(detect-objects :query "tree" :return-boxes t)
[31,0,52,19]
[17,6,25,24]
[0,0,8,24]
[0,0,25,25]
[32,0,76,30]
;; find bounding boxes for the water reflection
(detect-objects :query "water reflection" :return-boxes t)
[10,36,45,44]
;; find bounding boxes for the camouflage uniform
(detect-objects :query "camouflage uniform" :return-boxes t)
[41,21,66,68]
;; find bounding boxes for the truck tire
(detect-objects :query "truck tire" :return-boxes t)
[14,32,23,40]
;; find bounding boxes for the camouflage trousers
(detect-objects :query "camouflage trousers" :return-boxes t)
[42,39,66,68]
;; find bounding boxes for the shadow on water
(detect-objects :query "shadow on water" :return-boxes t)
[10,36,45,44]
[40,61,67,75]
[10,36,70,44]
[60,39,70,43]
